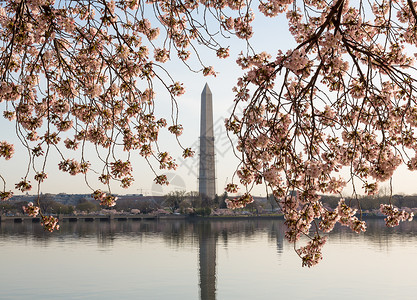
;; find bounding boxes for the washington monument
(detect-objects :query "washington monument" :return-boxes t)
[199,83,216,200]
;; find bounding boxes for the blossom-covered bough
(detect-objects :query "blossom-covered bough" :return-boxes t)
[0,0,416,265]
[0,0,236,229]
[225,0,417,266]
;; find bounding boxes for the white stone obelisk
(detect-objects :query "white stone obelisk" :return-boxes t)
[199,84,216,200]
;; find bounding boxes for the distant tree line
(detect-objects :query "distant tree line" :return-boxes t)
[0,191,229,215]
[320,195,417,210]
[1,194,75,215]
[3,192,417,216]
[162,191,228,216]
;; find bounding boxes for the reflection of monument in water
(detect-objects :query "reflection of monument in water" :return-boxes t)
[198,222,217,300]
[199,84,216,200]
[196,220,285,299]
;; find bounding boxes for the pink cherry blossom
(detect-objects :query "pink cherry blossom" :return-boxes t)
[22,202,40,217]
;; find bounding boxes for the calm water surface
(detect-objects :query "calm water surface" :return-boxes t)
[1,218,417,299]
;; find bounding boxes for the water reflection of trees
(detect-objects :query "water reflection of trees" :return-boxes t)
[2,217,417,300]
[1,218,417,250]
[330,218,417,250]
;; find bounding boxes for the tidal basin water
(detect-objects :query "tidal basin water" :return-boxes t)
[1,218,417,300]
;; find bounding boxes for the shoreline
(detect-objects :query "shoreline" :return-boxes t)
[0,213,388,223]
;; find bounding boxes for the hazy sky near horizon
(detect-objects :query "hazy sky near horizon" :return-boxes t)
[2,6,417,197]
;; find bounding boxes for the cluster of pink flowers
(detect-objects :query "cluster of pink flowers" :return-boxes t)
[168,125,183,136]
[34,172,48,183]
[120,177,134,189]
[237,168,254,185]
[296,236,327,268]
[110,160,132,179]
[216,47,230,59]
[225,193,254,209]
[41,216,60,232]
[182,148,195,159]
[158,152,178,170]
[2,111,15,120]
[64,138,79,150]
[15,180,32,192]
[336,199,366,233]
[98,174,111,185]
[154,48,170,63]
[225,183,239,193]
[0,141,14,160]
[58,159,89,176]
[319,210,340,233]
[283,49,310,74]
[233,13,254,39]
[258,0,293,17]
[154,174,169,185]
[0,191,13,201]
[168,82,185,97]
[92,190,118,207]
[22,202,40,217]
[202,66,216,77]
[380,204,414,227]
